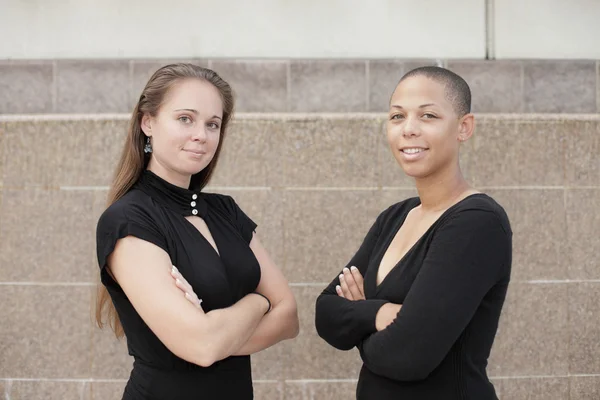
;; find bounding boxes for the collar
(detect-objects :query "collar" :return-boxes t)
[136,170,208,218]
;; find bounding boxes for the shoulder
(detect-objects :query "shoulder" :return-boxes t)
[97,189,157,233]
[445,194,512,236]
[201,192,238,213]
[378,196,421,223]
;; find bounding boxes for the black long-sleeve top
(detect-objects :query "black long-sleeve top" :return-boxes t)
[315,194,512,400]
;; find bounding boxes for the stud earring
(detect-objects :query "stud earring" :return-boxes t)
[144,137,153,154]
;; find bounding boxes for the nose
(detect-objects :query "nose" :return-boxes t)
[191,125,208,143]
[402,115,421,138]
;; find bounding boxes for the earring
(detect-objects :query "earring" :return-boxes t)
[144,137,153,154]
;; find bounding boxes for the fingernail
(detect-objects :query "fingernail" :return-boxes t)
[343,267,350,273]
[339,274,344,280]
[350,266,358,272]
[172,265,178,273]
[176,279,181,285]
[336,285,341,291]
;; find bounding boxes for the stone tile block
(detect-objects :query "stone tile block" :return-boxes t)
[448,60,523,113]
[565,120,599,186]
[57,61,130,113]
[524,61,596,113]
[0,285,92,377]
[279,118,381,187]
[566,189,600,279]
[485,189,566,281]
[290,61,366,112]
[1,119,127,187]
[470,120,565,187]
[282,190,383,283]
[212,61,288,112]
[488,283,568,376]
[0,61,54,114]
[0,189,96,282]
[569,282,600,374]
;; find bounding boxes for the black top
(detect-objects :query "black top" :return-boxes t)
[315,194,512,400]
[96,170,260,400]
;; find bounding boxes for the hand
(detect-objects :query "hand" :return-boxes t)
[375,303,402,331]
[336,266,365,301]
[171,265,203,310]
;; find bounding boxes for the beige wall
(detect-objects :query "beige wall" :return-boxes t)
[0,114,599,399]
[2,0,600,59]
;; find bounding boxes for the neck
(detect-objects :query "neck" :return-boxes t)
[147,158,191,189]
[414,163,471,212]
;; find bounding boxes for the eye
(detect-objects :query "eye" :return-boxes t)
[207,122,220,130]
[390,114,404,120]
[178,115,192,124]
[423,113,437,119]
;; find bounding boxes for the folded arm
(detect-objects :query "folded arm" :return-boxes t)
[358,210,511,381]
[109,235,269,367]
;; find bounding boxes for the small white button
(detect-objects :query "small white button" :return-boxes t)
[192,209,198,215]
[192,194,198,200]
[191,201,196,207]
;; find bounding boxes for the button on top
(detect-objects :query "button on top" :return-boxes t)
[192,209,198,216]
[192,194,198,200]
[191,201,196,207]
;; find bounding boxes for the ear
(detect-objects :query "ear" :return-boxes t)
[457,113,475,142]
[141,114,152,137]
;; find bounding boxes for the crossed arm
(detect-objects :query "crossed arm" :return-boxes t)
[109,233,298,367]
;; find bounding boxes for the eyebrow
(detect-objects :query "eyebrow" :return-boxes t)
[390,103,436,109]
[174,109,222,120]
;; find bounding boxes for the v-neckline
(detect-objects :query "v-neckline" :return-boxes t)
[183,215,222,260]
[373,193,485,293]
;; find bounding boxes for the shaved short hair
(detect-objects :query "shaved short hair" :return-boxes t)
[397,66,472,117]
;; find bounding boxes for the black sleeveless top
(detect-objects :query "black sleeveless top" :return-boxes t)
[96,170,260,399]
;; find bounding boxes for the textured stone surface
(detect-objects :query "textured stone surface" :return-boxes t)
[290,61,366,112]
[210,119,282,187]
[566,189,600,279]
[212,60,288,112]
[569,282,600,374]
[0,61,54,114]
[279,118,381,187]
[282,190,383,283]
[448,60,523,113]
[470,120,565,187]
[488,283,568,376]
[0,189,96,282]
[9,381,86,400]
[486,189,566,281]
[56,61,130,113]
[570,376,600,400]
[523,61,596,113]
[0,286,92,377]
[1,119,127,187]
[280,287,363,379]
[497,377,569,400]
[565,120,600,186]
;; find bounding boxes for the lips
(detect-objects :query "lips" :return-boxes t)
[184,149,206,156]
[400,147,428,154]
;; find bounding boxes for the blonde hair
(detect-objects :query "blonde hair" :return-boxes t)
[95,63,234,337]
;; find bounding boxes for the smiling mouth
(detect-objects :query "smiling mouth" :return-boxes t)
[401,148,428,154]
[184,149,206,155]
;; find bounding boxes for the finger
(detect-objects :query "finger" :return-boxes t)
[350,266,365,297]
[343,268,362,299]
[335,285,344,298]
[339,273,354,300]
[185,292,202,309]
[172,268,195,296]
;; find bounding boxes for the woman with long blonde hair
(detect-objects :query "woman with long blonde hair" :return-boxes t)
[95,63,298,399]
